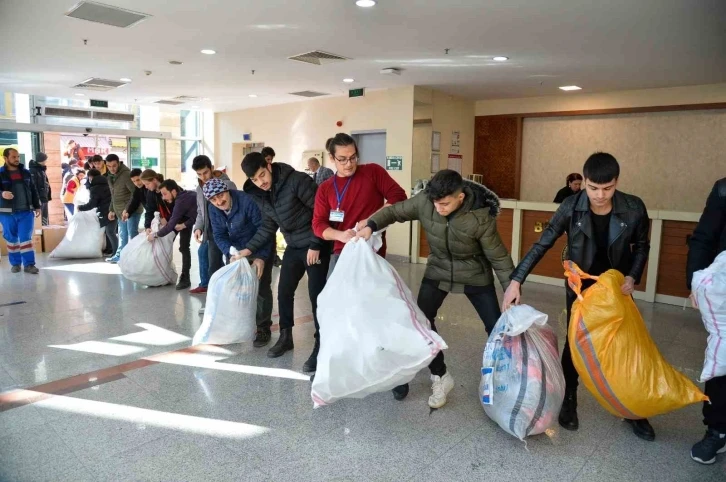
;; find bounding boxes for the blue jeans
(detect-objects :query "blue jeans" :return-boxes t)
[198,240,210,288]
[113,218,129,258]
[127,212,142,240]
[0,211,36,267]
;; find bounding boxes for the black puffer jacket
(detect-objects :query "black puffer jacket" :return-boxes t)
[77,175,112,227]
[29,160,51,203]
[244,162,324,252]
[687,177,726,289]
[511,190,650,284]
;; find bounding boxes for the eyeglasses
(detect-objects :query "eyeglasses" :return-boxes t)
[333,154,358,165]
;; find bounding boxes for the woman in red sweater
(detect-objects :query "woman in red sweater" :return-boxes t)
[313,133,407,273]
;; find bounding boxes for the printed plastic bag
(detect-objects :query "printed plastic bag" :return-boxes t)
[73,183,90,209]
[311,235,447,407]
[691,251,726,382]
[192,251,259,345]
[565,261,707,419]
[118,214,177,287]
[49,209,104,259]
[480,305,565,440]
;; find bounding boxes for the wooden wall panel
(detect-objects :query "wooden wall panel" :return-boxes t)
[497,208,513,253]
[657,220,697,298]
[474,116,521,199]
[520,210,567,279]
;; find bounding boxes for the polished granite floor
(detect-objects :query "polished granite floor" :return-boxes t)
[0,247,723,482]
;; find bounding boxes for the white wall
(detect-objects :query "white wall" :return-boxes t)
[215,87,415,257]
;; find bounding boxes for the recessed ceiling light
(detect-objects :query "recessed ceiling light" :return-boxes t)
[202,97,210,101]
[493,56,509,62]
[343,78,355,83]
[559,85,582,91]
[120,78,132,82]
[249,94,258,98]
[201,49,216,55]
[356,0,376,7]
[75,93,85,96]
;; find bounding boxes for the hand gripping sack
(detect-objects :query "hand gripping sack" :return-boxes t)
[49,209,104,259]
[311,236,447,408]
[692,251,726,382]
[564,261,707,418]
[480,305,565,440]
[118,216,177,287]
[192,256,259,346]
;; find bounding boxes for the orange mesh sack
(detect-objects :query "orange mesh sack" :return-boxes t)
[564,261,707,419]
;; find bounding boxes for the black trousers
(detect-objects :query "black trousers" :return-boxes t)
[278,246,330,339]
[255,250,275,331]
[704,375,726,432]
[418,280,501,377]
[104,218,118,256]
[562,282,583,392]
[178,228,192,280]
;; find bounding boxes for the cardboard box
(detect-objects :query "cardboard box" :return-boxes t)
[41,225,68,253]
[0,232,44,255]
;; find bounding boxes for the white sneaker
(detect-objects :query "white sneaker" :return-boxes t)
[428,373,454,408]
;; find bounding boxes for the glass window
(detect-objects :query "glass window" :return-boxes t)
[180,110,200,139]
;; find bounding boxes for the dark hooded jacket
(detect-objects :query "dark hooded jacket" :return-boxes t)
[369,180,514,293]
[77,174,112,227]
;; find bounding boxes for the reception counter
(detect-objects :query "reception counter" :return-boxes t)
[412,200,700,307]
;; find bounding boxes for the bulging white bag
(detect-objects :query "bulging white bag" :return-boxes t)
[692,251,726,382]
[73,183,91,209]
[49,209,104,259]
[118,214,177,287]
[311,236,447,408]
[480,305,565,440]
[192,253,259,346]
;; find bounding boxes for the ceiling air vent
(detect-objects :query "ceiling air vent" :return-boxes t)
[288,50,349,66]
[154,100,185,106]
[289,91,329,98]
[72,78,128,92]
[93,111,135,122]
[172,96,202,102]
[66,1,150,28]
[44,107,93,119]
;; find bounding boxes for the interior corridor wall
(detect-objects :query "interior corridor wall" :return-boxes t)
[215,86,415,257]
[520,109,726,211]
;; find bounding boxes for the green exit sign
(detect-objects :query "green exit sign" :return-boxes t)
[90,99,108,108]
[348,88,365,98]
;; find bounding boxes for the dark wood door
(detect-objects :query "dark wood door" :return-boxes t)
[474,116,521,199]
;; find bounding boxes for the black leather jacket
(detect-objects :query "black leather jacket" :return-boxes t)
[511,190,650,284]
[687,177,726,289]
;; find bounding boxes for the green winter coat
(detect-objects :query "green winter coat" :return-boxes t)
[108,163,142,217]
[370,181,514,293]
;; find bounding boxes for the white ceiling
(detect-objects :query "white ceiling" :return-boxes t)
[1,0,725,112]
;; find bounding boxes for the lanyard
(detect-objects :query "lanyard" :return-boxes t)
[332,176,353,210]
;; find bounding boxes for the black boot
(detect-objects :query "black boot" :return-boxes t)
[267,328,294,358]
[558,389,579,431]
[625,418,655,442]
[253,328,271,348]
[302,339,320,373]
[392,384,409,401]
[175,274,191,290]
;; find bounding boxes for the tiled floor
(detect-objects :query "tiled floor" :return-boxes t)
[0,249,724,482]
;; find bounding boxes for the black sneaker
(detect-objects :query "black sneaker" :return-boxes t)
[392,384,409,401]
[253,329,271,348]
[691,428,726,465]
[24,265,40,274]
[302,339,320,373]
[175,277,191,290]
[11,265,21,273]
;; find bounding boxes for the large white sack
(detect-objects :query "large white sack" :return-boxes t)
[118,233,177,287]
[73,183,90,208]
[480,305,565,440]
[49,209,104,259]
[311,236,447,408]
[192,256,259,346]
[692,251,726,382]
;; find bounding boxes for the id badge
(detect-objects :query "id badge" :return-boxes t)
[329,209,345,222]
